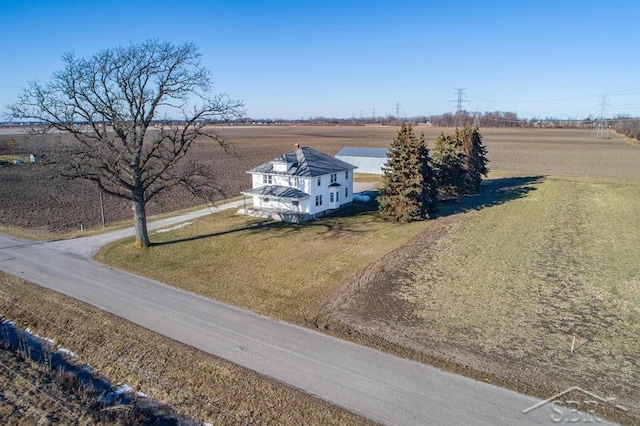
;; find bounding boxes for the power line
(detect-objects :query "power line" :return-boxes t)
[591,95,611,138]
[451,88,470,113]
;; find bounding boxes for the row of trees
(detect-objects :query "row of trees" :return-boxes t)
[378,124,488,222]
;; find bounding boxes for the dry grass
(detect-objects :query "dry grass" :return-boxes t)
[0,273,373,425]
[332,175,640,421]
[3,126,640,423]
[97,203,430,324]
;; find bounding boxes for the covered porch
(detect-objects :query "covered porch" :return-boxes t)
[239,185,310,223]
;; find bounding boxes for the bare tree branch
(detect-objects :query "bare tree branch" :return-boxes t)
[8,39,244,247]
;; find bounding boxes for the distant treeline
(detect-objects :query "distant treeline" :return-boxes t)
[236,111,640,133]
[3,113,639,140]
[612,118,640,141]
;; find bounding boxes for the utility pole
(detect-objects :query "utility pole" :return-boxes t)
[450,88,470,127]
[473,112,480,127]
[98,186,106,227]
[591,95,611,138]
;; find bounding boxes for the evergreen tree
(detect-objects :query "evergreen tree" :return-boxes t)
[378,123,437,222]
[460,125,489,192]
[432,125,489,196]
[432,131,466,196]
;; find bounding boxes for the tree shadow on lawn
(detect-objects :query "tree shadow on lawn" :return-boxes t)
[151,203,375,247]
[436,175,545,217]
[153,176,543,247]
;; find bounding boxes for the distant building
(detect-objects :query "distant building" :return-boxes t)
[335,147,389,175]
[240,145,357,222]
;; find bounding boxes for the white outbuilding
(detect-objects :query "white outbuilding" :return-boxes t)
[335,147,389,175]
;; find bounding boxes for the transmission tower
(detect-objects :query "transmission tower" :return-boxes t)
[473,112,480,127]
[395,102,401,119]
[451,88,470,126]
[591,95,611,138]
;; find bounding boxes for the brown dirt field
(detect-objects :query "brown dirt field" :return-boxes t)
[1,126,638,233]
[1,126,639,423]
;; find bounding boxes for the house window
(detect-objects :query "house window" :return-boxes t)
[263,175,272,184]
[315,195,323,206]
[317,177,321,186]
[330,173,337,183]
[330,192,334,203]
[345,188,348,197]
[336,191,339,202]
[293,177,299,187]
[346,170,349,179]
[264,197,270,204]
[292,200,299,206]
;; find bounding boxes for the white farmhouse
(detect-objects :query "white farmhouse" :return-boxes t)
[240,144,357,222]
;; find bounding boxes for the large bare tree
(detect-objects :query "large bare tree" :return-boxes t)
[8,39,244,247]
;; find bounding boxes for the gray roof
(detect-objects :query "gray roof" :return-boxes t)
[335,147,389,158]
[248,147,357,177]
[335,146,389,175]
[242,185,309,199]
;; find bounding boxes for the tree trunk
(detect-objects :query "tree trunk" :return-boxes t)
[132,198,150,248]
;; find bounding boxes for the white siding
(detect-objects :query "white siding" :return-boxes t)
[248,170,353,217]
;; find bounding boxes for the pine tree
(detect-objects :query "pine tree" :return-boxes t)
[432,131,466,196]
[378,123,437,222]
[432,125,489,196]
[460,125,489,192]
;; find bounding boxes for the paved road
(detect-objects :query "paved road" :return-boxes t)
[0,201,591,425]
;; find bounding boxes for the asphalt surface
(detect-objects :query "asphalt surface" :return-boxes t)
[0,197,599,425]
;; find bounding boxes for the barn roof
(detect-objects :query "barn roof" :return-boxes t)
[335,147,389,158]
[248,146,357,177]
[335,146,389,175]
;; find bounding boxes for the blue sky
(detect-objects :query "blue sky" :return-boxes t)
[1,0,639,120]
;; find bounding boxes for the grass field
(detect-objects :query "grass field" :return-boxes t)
[333,176,640,418]
[97,203,430,323]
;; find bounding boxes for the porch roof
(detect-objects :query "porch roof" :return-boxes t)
[242,185,310,200]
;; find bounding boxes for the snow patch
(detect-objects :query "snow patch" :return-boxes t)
[24,328,54,344]
[57,347,77,358]
[137,391,148,397]
[113,384,134,395]
[154,221,193,234]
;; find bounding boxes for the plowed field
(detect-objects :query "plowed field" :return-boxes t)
[1,126,639,234]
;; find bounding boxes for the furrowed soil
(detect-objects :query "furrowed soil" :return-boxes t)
[1,126,639,235]
[2,126,639,424]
